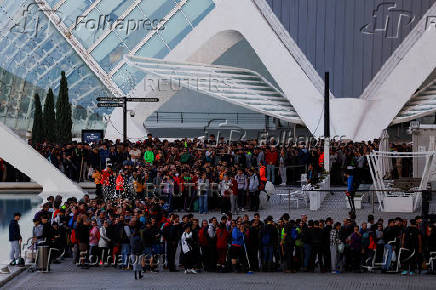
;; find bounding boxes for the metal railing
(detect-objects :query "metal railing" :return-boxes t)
[146,111,270,125]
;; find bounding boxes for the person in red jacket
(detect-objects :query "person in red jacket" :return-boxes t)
[216,216,230,272]
[116,172,124,197]
[100,164,112,186]
[265,146,278,184]
[230,176,239,214]
[198,220,210,271]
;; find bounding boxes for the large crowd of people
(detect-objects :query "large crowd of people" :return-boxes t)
[9,195,436,278]
[1,134,414,189]
[7,134,428,279]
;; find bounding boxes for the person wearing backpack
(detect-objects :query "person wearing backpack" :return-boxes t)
[281,216,297,273]
[261,216,276,272]
[401,219,422,275]
[310,220,324,272]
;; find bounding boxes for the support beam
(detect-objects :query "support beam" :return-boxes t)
[324,72,330,174]
[0,122,84,198]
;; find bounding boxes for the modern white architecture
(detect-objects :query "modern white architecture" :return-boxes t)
[1,0,436,193]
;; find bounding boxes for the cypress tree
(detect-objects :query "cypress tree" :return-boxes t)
[56,71,72,144]
[43,88,56,143]
[32,93,44,144]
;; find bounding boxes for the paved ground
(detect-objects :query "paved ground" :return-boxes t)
[4,261,436,290]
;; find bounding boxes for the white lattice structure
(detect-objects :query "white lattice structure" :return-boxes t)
[367,151,435,212]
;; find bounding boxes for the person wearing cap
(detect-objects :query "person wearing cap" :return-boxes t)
[9,212,22,265]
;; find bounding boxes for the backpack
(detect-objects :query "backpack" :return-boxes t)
[290,227,298,241]
[261,230,271,245]
[404,227,418,249]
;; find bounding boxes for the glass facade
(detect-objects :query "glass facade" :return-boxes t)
[0,0,215,135]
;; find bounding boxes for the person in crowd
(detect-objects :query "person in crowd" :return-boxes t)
[130,226,144,279]
[98,220,111,266]
[198,172,209,214]
[248,169,260,212]
[235,169,247,213]
[265,146,278,184]
[181,224,197,274]
[216,216,230,272]
[9,212,22,266]
[330,222,342,273]
[89,219,100,265]
[344,167,357,214]
[401,219,422,275]
[231,221,246,273]
[348,225,362,273]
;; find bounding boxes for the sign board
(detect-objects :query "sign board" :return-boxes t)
[82,129,104,144]
[96,97,123,102]
[126,98,159,102]
[97,103,123,108]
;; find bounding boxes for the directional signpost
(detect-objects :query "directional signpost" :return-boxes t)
[97,96,159,142]
[97,103,123,108]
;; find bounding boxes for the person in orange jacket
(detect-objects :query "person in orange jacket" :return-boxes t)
[259,163,267,183]
[92,169,102,199]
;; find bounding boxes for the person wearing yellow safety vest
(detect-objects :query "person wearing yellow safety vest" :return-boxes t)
[144,146,154,164]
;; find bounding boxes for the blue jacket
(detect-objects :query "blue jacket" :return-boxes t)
[232,228,244,247]
[9,219,21,242]
[347,175,354,192]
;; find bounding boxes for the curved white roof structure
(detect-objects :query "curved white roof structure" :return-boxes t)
[394,80,436,124]
[124,55,304,124]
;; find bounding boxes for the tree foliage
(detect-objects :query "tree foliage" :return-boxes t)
[32,93,44,144]
[55,71,72,144]
[43,88,56,143]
